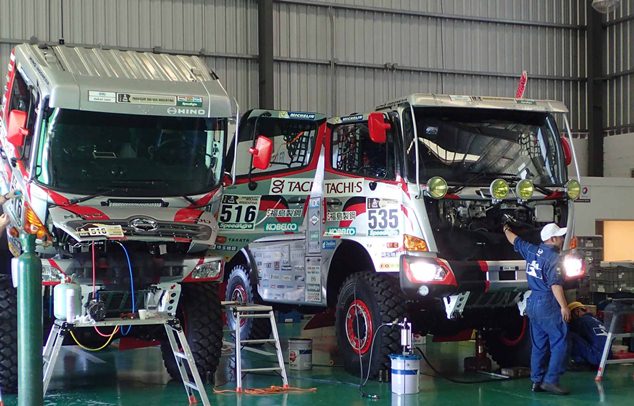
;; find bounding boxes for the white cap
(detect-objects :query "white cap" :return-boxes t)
[540,223,567,241]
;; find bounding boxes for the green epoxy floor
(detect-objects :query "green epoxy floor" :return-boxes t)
[3,321,634,405]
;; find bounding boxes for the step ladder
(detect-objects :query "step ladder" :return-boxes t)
[42,316,211,406]
[223,302,288,392]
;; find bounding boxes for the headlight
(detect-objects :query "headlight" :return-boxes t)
[426,176,448,199]
[404,234,428,252]
[490,178,509,200]
[562,255,585,279]
[516,179,534,201]
[185,260,222,281]
[408,262,446,283]
[566,179,581,200]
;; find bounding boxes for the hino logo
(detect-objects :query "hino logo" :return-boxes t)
[129,218,159,233]
[167,106,206,115]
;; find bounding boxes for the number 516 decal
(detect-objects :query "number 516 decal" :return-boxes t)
[218,195,261,230]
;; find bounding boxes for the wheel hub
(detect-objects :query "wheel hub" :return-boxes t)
[231,285,248,327]
[345,299,373,355]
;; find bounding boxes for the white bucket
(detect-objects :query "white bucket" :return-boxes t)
[389,354,421,395]
[288,338,312,370]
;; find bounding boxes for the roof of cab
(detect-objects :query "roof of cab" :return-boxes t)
[12,43,233,117]
[376,93,568,113]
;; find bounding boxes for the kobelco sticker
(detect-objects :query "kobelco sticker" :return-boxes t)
[324,179,364,196]
[325,227,356,236]
[264,223,298,232]
[269,178,314,195]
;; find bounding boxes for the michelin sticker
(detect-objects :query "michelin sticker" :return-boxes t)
[219,195,261,230]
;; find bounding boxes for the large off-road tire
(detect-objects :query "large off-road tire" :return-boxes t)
[0,274,18,393]
[161,283,223,383]
[336,272,406,378]
[225,265,271,341]
[484,315,531,368]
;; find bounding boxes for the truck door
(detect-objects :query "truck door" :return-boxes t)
[219,110,327,304]
[324,114,403,272]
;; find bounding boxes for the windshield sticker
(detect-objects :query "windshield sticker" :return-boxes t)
[324,179,363,196]
[76,223,124,238]
[117,93,176,106]
[177,96,203,107]
[325,227,356,236]
[449,95,472,102]
[281,111,316,120]
[88,91,116,103]
[218,195,261,230]
[269,178,314,195]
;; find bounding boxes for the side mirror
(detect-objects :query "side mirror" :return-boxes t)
[560,135,572,166]
[249,135,272,170]
[368,112,390,144]
[7,110,29,149]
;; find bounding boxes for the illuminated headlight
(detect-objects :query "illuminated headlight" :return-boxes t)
[190,261,222,280]
[408,262,446,283]
[562,255,585,279]
[516,179,534,201]
[566,179,581,200]
[490,178,509,200]
[426,176,448,199]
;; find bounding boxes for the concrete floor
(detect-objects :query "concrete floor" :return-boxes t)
[3,320,634,405]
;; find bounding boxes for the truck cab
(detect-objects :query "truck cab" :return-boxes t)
[217,95,585,377]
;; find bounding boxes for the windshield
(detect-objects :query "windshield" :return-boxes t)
[403,107,567,186]
[36,109,226,196]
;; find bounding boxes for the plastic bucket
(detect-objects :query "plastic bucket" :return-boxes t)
[389,353,421,395]
[288,338,312,370]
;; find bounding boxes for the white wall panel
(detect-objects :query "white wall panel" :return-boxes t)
[604,132,634,177]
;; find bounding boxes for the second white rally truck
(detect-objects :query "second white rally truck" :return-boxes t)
[216,96,585,377]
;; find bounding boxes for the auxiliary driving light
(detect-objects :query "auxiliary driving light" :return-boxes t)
[516,179,535,201]
[409,262,446,283]
[562,255,585,279]
[566,179,581,200]
[490,178,509,200]
[184,260,222,281]
[426,176,448,199]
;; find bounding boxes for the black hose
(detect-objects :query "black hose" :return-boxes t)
[415,347,506,384]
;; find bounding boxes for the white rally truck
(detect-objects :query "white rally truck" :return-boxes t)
[0,43,235,391]
[217,95,585,377]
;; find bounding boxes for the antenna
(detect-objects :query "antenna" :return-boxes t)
[59,0,65,45]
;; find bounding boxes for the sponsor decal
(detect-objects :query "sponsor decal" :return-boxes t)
[326,211,356,222]
[322,240,337,250]
[266,208,303,217]
[176,95,203,107]
[219,195,260,230]
[88,90,116,103]
[340,114,364,123]
[324,179,363,196]
[325,227,356,236]
[369,229,399,237]
[264,223,298,232]
[76,223,124,238]
[167,106,206,115]
[381,251,398,258]
[367,197,399,209]
[379,263,399,270]
[117,93,176,106]
[286,111,316,120]
[309,198,320,208]
[214,244,238,252]
[516,99,536,105]
[269,178,314,195]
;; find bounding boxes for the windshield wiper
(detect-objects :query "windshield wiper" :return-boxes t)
[49,187,126,207]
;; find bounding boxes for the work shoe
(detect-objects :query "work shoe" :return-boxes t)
[531,382,544,392]
[540,383,570,395]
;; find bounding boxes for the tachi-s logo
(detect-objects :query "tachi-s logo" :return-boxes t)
[167,106,206,115]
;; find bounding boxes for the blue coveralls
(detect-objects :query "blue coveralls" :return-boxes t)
[569,313,609,366]
[514,238,568,385]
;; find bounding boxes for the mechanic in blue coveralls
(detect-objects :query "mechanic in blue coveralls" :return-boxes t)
[567,301,609,367]
[503,223,571,396]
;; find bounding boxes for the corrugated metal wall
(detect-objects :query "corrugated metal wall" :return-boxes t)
[0,0,620,138]
[604,0,633,135]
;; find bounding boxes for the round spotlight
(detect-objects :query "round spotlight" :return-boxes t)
[566,179,581,200]
[490,178,509,200]
[426,176,448,199]
[516,179,534,201]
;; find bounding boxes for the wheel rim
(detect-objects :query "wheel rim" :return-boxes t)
[231,284,248,327]
[345,299,374,355]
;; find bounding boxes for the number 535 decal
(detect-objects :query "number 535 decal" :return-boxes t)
[367,208,398,229]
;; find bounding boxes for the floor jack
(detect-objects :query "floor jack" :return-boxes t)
[464,330,509,379]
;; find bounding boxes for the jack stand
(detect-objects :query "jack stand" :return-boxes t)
[464,330,492,372]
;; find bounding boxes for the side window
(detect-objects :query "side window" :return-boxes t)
[331,123,394,179]
[9,71,30,113]
[233,117,317,177]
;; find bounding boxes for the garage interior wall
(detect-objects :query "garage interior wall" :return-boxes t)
[0,0,630,177]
